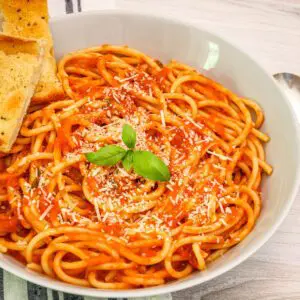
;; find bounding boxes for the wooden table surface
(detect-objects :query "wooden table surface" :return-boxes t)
[53,1,300,299]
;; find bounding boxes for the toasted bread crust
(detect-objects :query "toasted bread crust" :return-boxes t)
[0,32,42,54]
[0,0,65,103]
[0,33,46,152]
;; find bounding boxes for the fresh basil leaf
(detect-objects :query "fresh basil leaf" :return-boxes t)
[122,150,134,171]
[122,124,136,149]
[133,151,170,182]
[85,145,126,166]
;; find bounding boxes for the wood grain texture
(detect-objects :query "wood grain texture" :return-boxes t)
[52,1,300,299]
[115,0,300,75]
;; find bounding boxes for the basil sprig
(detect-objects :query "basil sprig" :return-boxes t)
[122,124,136,148]
[85,124,170,182]
[85,145,126,166]
[133,150,170,181]
[122,149,134,171]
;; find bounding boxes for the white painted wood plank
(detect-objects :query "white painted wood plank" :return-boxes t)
[80,0,117,11]
[117,0,300,75]
[48,0,66,16]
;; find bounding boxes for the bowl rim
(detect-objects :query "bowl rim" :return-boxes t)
[1,8,300,299]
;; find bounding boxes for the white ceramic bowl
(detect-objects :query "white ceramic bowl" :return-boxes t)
[1,10,299,299]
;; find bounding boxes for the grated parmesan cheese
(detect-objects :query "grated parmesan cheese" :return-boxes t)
[207,150,233,161]
[160,110,166,127]
[39,205,53,221]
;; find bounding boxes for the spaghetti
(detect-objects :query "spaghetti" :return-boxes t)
[0,45,272,289]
